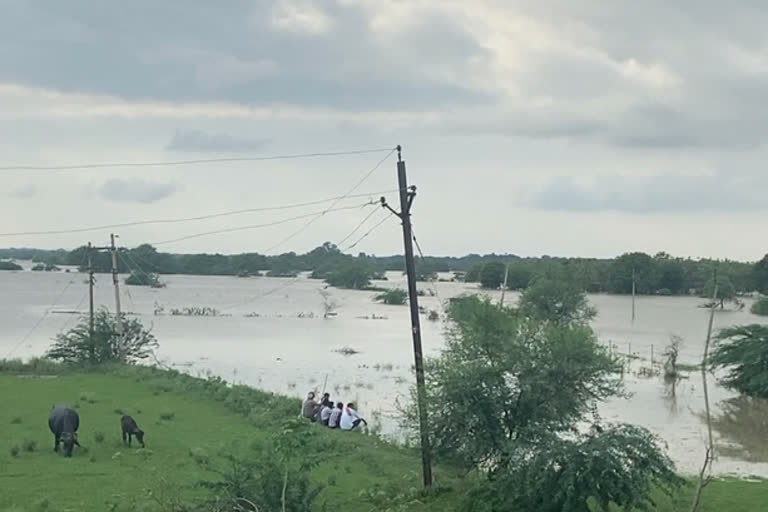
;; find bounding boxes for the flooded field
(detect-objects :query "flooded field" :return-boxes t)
[1,267,767,477]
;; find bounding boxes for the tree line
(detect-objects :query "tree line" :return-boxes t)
[2,245,767,295]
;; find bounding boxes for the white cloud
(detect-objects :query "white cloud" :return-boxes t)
[99,179,178,204]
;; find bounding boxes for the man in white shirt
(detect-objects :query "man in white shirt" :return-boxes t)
[328,402,343,429]
[340,402,367,431]
[319,403,333,426]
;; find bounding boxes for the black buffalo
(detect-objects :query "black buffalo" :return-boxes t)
[121,415,145,448]
[48,405,80,457]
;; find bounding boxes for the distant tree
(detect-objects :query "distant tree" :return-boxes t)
[518,278,596,325]
[324,262,374,290]
[125,271,165,288]
[609,252,658,294]
[750,297,768,316]
[31,263,60,272]
[318,290,339,318]
[701,275,737,309]
[0,260,23,271]
[47,309,158,364]
[479,261,506,289]
[504,264,534,290]
[374,289,408,305]
[710,325,768,398]
[753,254,768,294]
[655,254,686,295]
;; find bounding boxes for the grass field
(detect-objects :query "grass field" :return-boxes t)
[0,362,765,511]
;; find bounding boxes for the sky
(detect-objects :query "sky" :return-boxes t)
[1,0,767,261]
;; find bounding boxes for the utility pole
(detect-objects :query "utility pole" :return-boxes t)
[87,242,95,362]
[110,234,124,361]
[631,267,636,323]
[499,262,510,307]
[381,145,433,488]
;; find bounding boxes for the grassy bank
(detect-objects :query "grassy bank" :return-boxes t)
[0,361,765,511]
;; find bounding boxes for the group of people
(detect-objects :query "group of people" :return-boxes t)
[301,391,367,430]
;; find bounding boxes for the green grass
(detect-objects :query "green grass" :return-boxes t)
[0,362,765,511]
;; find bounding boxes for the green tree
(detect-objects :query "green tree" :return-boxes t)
[753,254,768,294]
[374,289,408,305]
[710,324,768,398]
[125,271,165,288]
[46,309,158,364]
[609,252,659,294]
[0,260,23,271]
[702,275,737,309]
[410,295,679,511]
[751,297,768,316]
[324,261,374,290]
[518,278,596,325]
[479,261,506,289]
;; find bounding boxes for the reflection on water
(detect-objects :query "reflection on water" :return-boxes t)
[2,269,768,476]
[709,396,768,464]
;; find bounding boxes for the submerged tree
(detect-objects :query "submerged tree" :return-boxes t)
[518,278,596,325]
[47,309,158,364]
[408,294,681,511]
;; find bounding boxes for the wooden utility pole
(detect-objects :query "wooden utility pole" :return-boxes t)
[381,145,432,488]
[110,234,124,360]
[87,242,95,361]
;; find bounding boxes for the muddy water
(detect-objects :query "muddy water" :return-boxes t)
[1,268,767,477]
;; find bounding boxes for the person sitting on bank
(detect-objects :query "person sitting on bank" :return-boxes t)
[301,391,319,422]
[320,392,333,409]
[328,402,343,429]
[340,402,367,431]
[319,401,334,426]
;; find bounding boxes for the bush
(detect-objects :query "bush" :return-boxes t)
[125,271,165,288]
[324,262,375,290]
[479,261,506,289]
[750,297,768,316]
[22,440,37,452]
[0,260,23,271]
[46,308,158,364]
[374,289,408,305]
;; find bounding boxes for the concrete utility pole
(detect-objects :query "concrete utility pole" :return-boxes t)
[110,234,124,360]
[381,145,433,488]
[87,242,95,361]
[499,262,510,307]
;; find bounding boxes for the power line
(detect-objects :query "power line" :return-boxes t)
[0,148,395,172]
[264,148,396,254]
[411,227,444,309]
[346,210,395,251]
[219,277,304,313]
[337,207,380,248]
[151,202,375,246]
[0,189,399,238]
[4,277,78,359]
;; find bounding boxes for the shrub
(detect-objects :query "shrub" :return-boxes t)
[711,324,768,398]
[750,297,768,316]
[427,310,440,321]
[0,260,22,271]
[374,289,408,305]
[125,271,165,288]
[47,309,158,364]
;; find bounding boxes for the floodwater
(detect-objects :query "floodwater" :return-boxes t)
[1,266,767,477]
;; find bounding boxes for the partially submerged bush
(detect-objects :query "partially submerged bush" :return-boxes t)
[374,289,408,306]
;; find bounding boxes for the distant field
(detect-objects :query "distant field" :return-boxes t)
[0,365,765,511]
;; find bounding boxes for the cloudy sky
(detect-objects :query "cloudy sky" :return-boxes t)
[1,0,767,260]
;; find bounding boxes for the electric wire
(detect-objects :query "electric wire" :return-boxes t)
[0,148,394,172]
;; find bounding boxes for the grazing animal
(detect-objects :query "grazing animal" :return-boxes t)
[48,405,80,457]
[121,415,145,448]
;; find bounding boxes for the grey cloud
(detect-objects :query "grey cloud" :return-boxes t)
[166,130,269,153]
[0,0,492,110]
[527,172,768,213]
[8,184,37,198]
[99,179,178,204]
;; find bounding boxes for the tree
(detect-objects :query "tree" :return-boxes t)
[0,260,22,271]
[751,297,768,316]
[752,254,768,294]
[710,324,768,398]
[125,271,165,288]
[46,309,158,364]
[479,261,506,289]
[518,278,596,325]
[701,275,737,309]
[324,261,374,290]
[609,252,658,294]
[318,290,339,318]
[374,289,408,305]
[409,295,679,511]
